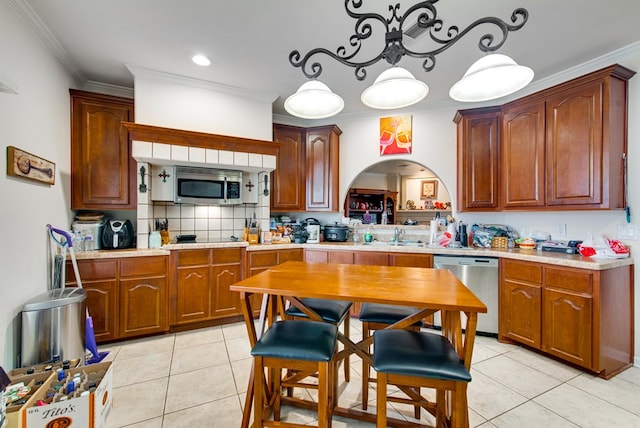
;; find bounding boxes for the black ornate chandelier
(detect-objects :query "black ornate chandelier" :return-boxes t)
[284,0,533,119]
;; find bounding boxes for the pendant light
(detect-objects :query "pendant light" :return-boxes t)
[449,54,534,102]
[284,80,344,119]
[361,66,429,110]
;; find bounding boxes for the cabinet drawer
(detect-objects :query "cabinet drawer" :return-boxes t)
[120,256,167,277]
[67,259,117,282]
[212,248,242,264]
[277,248,303,263]
[249,251,278,267]
[177,249,210,266]
[502,260,542,283]
[545,267,593,294]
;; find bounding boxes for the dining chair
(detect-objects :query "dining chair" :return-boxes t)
[373,329,472,428]
[358,303,423,417]
[251,320,338,428]
[285,298,352,381]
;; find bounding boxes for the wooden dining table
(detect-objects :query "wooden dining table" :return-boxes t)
[230,261,488,428]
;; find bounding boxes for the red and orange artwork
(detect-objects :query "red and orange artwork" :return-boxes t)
[379,115,412,155]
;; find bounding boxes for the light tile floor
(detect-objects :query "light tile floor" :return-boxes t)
[102,319,640,428]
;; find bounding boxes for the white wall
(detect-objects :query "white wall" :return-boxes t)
[0,3,75,368]
[132,71,274,141]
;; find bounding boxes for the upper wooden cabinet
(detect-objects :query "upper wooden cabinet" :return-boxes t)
[272,124,306,211]
[272,124,341,212]
[454,107,501,211]
[70,90,135,210]
[501,99,546,208]
[456,64,635,212]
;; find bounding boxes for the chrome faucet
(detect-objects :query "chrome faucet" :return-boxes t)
[393,227,404,244]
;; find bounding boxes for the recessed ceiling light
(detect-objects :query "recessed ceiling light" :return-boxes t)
[192,54,211,66]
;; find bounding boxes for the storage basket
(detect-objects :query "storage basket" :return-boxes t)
[492,236,508,248]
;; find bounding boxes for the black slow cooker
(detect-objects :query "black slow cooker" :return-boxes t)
[323,223,350,242]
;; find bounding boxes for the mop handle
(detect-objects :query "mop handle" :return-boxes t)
[47,224,84,289]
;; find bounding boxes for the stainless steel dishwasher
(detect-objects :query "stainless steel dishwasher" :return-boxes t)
[433,255,499,336]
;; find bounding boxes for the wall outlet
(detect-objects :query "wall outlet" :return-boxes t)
[617,224,638,240]
[555,223,567,237]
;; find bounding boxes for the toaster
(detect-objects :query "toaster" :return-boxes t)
[101,219,135,249]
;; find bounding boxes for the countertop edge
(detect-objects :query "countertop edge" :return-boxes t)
[71,242,633,270]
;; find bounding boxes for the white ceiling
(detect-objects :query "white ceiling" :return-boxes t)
[13,0,640,118]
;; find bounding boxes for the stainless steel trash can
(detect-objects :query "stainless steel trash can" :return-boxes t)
[21,288,86,367]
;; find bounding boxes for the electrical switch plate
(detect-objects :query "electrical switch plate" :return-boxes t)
[617,224,638,240]
[555,223,567,237]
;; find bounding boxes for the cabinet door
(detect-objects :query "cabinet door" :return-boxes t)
[84,281,118,343]
[355,251,389,266]
[305,249,329,263]
[546,81,603,206]
[119,276,168,338]
[306,125,340,211]
[542,289,592,368]
[174,265,210,324]
[500,280,541,348]
[210,263,242,318]
[502,100,546,208]
[455,108,501,211]
[277,248,304,263]
[70,90,135,210]
[329,250,355,264]
[390,253,433,268]
[272,124,305,211]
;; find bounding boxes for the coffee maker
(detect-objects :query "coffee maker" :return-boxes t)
[305,218,321,244]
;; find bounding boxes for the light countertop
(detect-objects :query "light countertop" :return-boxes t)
[72,241,633,270]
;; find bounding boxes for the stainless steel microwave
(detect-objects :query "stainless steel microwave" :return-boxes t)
[174,166,243,205]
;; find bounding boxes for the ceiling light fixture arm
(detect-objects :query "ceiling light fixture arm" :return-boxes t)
[289,0,528,81]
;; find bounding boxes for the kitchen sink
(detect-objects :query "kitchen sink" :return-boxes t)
[395,241,424,247]
[362,241,424,247]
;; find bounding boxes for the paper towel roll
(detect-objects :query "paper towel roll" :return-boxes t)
[430,220,438,244]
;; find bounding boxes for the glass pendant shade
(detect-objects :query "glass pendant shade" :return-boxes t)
[284,80,345,119]
[361,66,429,109]
[449,53,534,102]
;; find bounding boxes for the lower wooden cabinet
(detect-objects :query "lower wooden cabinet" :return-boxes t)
[303,249,433,316]
[66,256,168,342]
[119,257,168,338]
[170,248,245,326]
[247,248,303,315]
[499,259,633,378]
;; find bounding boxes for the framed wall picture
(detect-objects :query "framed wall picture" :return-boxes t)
[420,180,437,199]
[379,115,412,155]
[6,146,55,185]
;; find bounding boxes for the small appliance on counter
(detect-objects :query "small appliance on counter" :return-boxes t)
[101,219,135,249]
[72,214,106,251]
[324,223,350,242]
[539,240,582,254]
[304,218,321,244]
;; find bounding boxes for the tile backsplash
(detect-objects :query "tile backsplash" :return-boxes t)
[136,162,271,248]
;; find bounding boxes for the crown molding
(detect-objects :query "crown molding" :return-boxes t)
[82,81,134,99]
[8,0,86,85]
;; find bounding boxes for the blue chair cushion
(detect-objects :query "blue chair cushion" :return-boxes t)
[373,330,471,382]
[251,320,338,362]
[285,298,352,324]
[359,303,423,327]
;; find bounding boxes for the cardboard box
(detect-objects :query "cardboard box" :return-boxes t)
[5,372,55,428]
[24,361,112,428]
[8,359,81,378]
